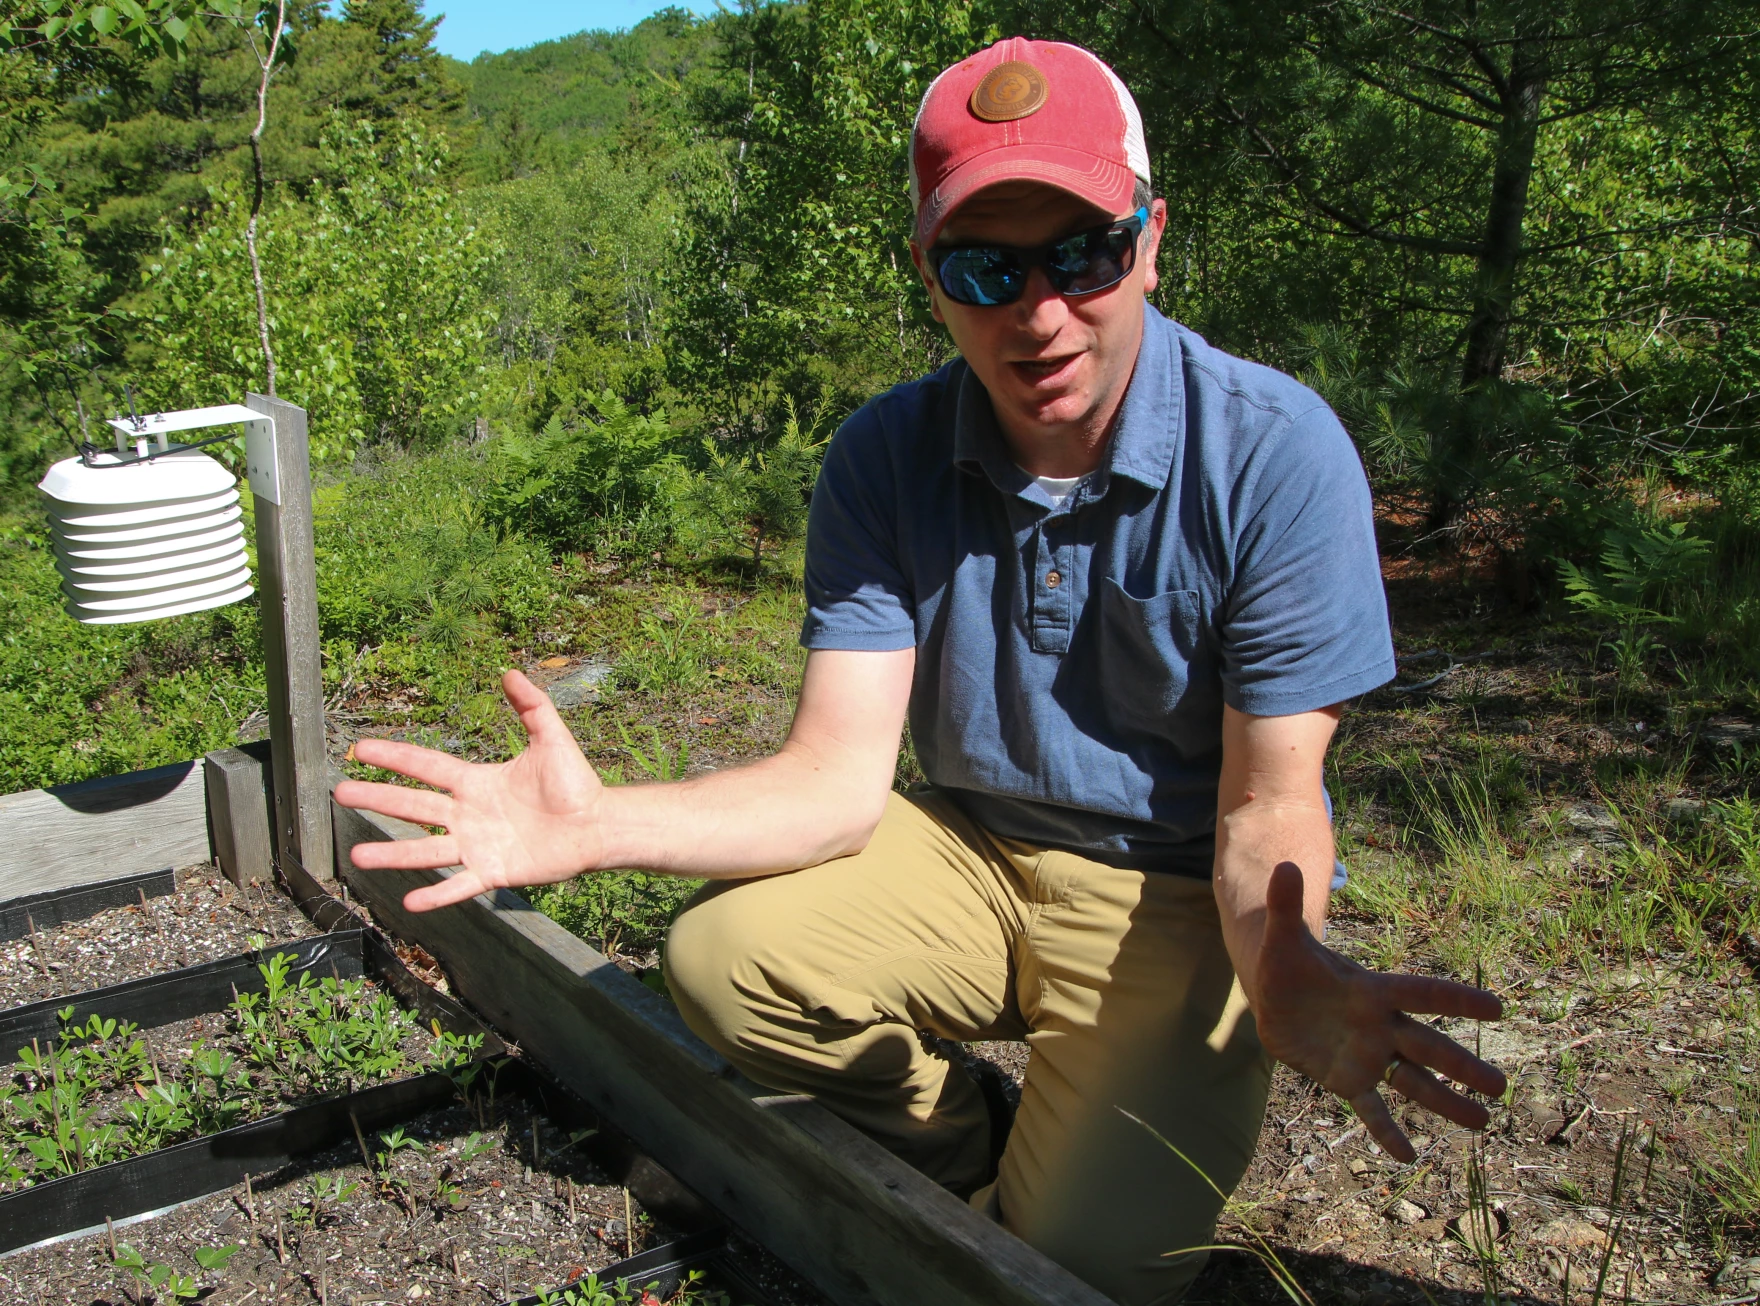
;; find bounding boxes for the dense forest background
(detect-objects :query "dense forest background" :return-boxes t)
[0,0,1757,788]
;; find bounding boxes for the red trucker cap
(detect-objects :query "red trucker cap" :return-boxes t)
[909,38,1151,249]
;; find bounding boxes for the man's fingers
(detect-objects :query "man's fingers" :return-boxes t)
[348,833,460,872]
[333,779,452,829]
[1395,1018,1509,1100]
[349,737,470,792]
[1349,1089,1415,1165]
[1387,1058,1492,1132]
[403,873,495,914]
[1379,972,1504,1023]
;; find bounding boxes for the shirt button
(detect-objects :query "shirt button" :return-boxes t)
[1045,570,1062,589]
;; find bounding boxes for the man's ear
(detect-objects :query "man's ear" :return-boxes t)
[1141,197,1168,297]
[907,240,946,325]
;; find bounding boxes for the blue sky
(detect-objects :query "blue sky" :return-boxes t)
[431,1,715,62]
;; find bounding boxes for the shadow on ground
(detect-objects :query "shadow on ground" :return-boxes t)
[1188,1244,1563,1305]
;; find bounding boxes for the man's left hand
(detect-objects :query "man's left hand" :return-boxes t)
[1251,860,1507,1163]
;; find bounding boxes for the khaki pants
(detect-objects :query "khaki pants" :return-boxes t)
[664,792,1271,1306]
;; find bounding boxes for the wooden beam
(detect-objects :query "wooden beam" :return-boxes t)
[204,742,275,888]
[245,393,331,888]
[0,761,208,903]
[333,801,1112,1306]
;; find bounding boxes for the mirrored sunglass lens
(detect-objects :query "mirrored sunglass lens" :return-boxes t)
[939,249,1023,305]
[1052,228,1135,294]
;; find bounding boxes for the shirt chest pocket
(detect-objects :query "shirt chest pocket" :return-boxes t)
[1089,578,1217,735]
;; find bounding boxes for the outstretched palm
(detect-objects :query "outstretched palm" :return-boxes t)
[1253,861,1506,1162]
[334,670,605,912]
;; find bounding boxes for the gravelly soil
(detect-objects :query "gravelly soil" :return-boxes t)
[0,862,315,1010]
[971,958,1728,1305]
[0,876,824,1306]
[0,1090,819,1305]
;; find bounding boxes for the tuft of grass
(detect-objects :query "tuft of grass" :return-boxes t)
[1120,1107,1316,1305]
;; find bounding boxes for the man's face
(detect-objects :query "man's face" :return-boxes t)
[910,182,1167,448]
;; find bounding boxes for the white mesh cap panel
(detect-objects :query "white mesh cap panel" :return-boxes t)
[1078,49,1151,185]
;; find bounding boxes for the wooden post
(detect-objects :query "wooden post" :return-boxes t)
[204,742,275,888]
[244,394,331,887]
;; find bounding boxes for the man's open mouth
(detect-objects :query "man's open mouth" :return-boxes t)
[1009,354,1082,385]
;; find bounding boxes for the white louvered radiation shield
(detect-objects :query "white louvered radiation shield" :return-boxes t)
[37,405,272,625]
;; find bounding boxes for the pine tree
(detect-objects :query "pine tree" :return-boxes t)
[338,0,460,120]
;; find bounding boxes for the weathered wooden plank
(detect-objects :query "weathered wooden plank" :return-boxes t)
[245,393,332,887]
[204,742,275,888]
[333,800,1112,1306]
[0,761,208,903]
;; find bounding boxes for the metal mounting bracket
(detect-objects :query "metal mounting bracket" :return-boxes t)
[97,402,278,502]
[244,416,280,505]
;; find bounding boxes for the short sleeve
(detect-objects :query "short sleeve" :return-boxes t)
[1220,406,1395,714]
[800,407,918,651]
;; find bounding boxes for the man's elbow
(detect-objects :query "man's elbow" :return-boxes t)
[820,785,892,861]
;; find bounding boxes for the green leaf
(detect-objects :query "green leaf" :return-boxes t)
[193,1243,240,1270]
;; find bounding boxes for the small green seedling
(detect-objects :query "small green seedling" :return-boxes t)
[456,1130,496,1162]
[296,1172,360,1226]
[113,1243,200,1302]
[434,1163,466,1209]
[192,1243,240,1271]
[377,1126,421,1159]
[533,1269,732,1305]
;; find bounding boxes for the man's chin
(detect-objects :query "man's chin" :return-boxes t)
[1009,389,1095,431]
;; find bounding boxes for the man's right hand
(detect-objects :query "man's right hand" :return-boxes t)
[335,648,917,911]
[336,668,606,912]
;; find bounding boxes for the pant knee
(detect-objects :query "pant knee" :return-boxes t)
[662,882,755,1048]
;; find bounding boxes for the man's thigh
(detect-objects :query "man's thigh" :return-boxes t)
[995,855,1272,1306]
[665,790,1027,1074]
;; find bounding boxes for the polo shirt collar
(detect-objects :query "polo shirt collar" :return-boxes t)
[950,306,1184,497]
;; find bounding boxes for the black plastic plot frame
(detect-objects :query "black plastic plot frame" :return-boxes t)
[502,1227,778,1306]
[0,866,176,943]
[0,928,502,1256]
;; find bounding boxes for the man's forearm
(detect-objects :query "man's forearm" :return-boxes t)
[1211,702,1344,1010]
[1213,795,1335,1007]
[591,737,892,880]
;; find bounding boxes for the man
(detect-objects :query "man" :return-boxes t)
[338,38,1506,1305]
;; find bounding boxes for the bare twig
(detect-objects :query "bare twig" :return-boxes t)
[349,1109,372,1170]
[242,0,288,396]
[24,913,48,976]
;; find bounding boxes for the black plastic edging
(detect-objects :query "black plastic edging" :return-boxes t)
[0,1070,459,1256]
[0,931,366,1051]
[272,843,780,1303]
[503,1228,731,1306]
[0,929,503,1057]
[0,867,176,943]
[0,933,502,1254]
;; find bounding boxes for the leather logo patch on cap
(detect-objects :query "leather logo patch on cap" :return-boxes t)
[970,61,1048,122]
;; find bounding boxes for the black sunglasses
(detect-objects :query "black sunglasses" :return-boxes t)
[931,207,1149,307]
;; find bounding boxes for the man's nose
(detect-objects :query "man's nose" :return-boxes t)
[1012,265,1068,338]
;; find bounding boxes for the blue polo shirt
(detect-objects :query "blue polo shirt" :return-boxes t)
[802,307,1394,876]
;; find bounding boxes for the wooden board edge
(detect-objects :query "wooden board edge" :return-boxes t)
[331,796,1113,1306]
[0,760,210,904]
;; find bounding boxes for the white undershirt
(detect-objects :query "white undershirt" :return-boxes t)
[1032,472,1087,511]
